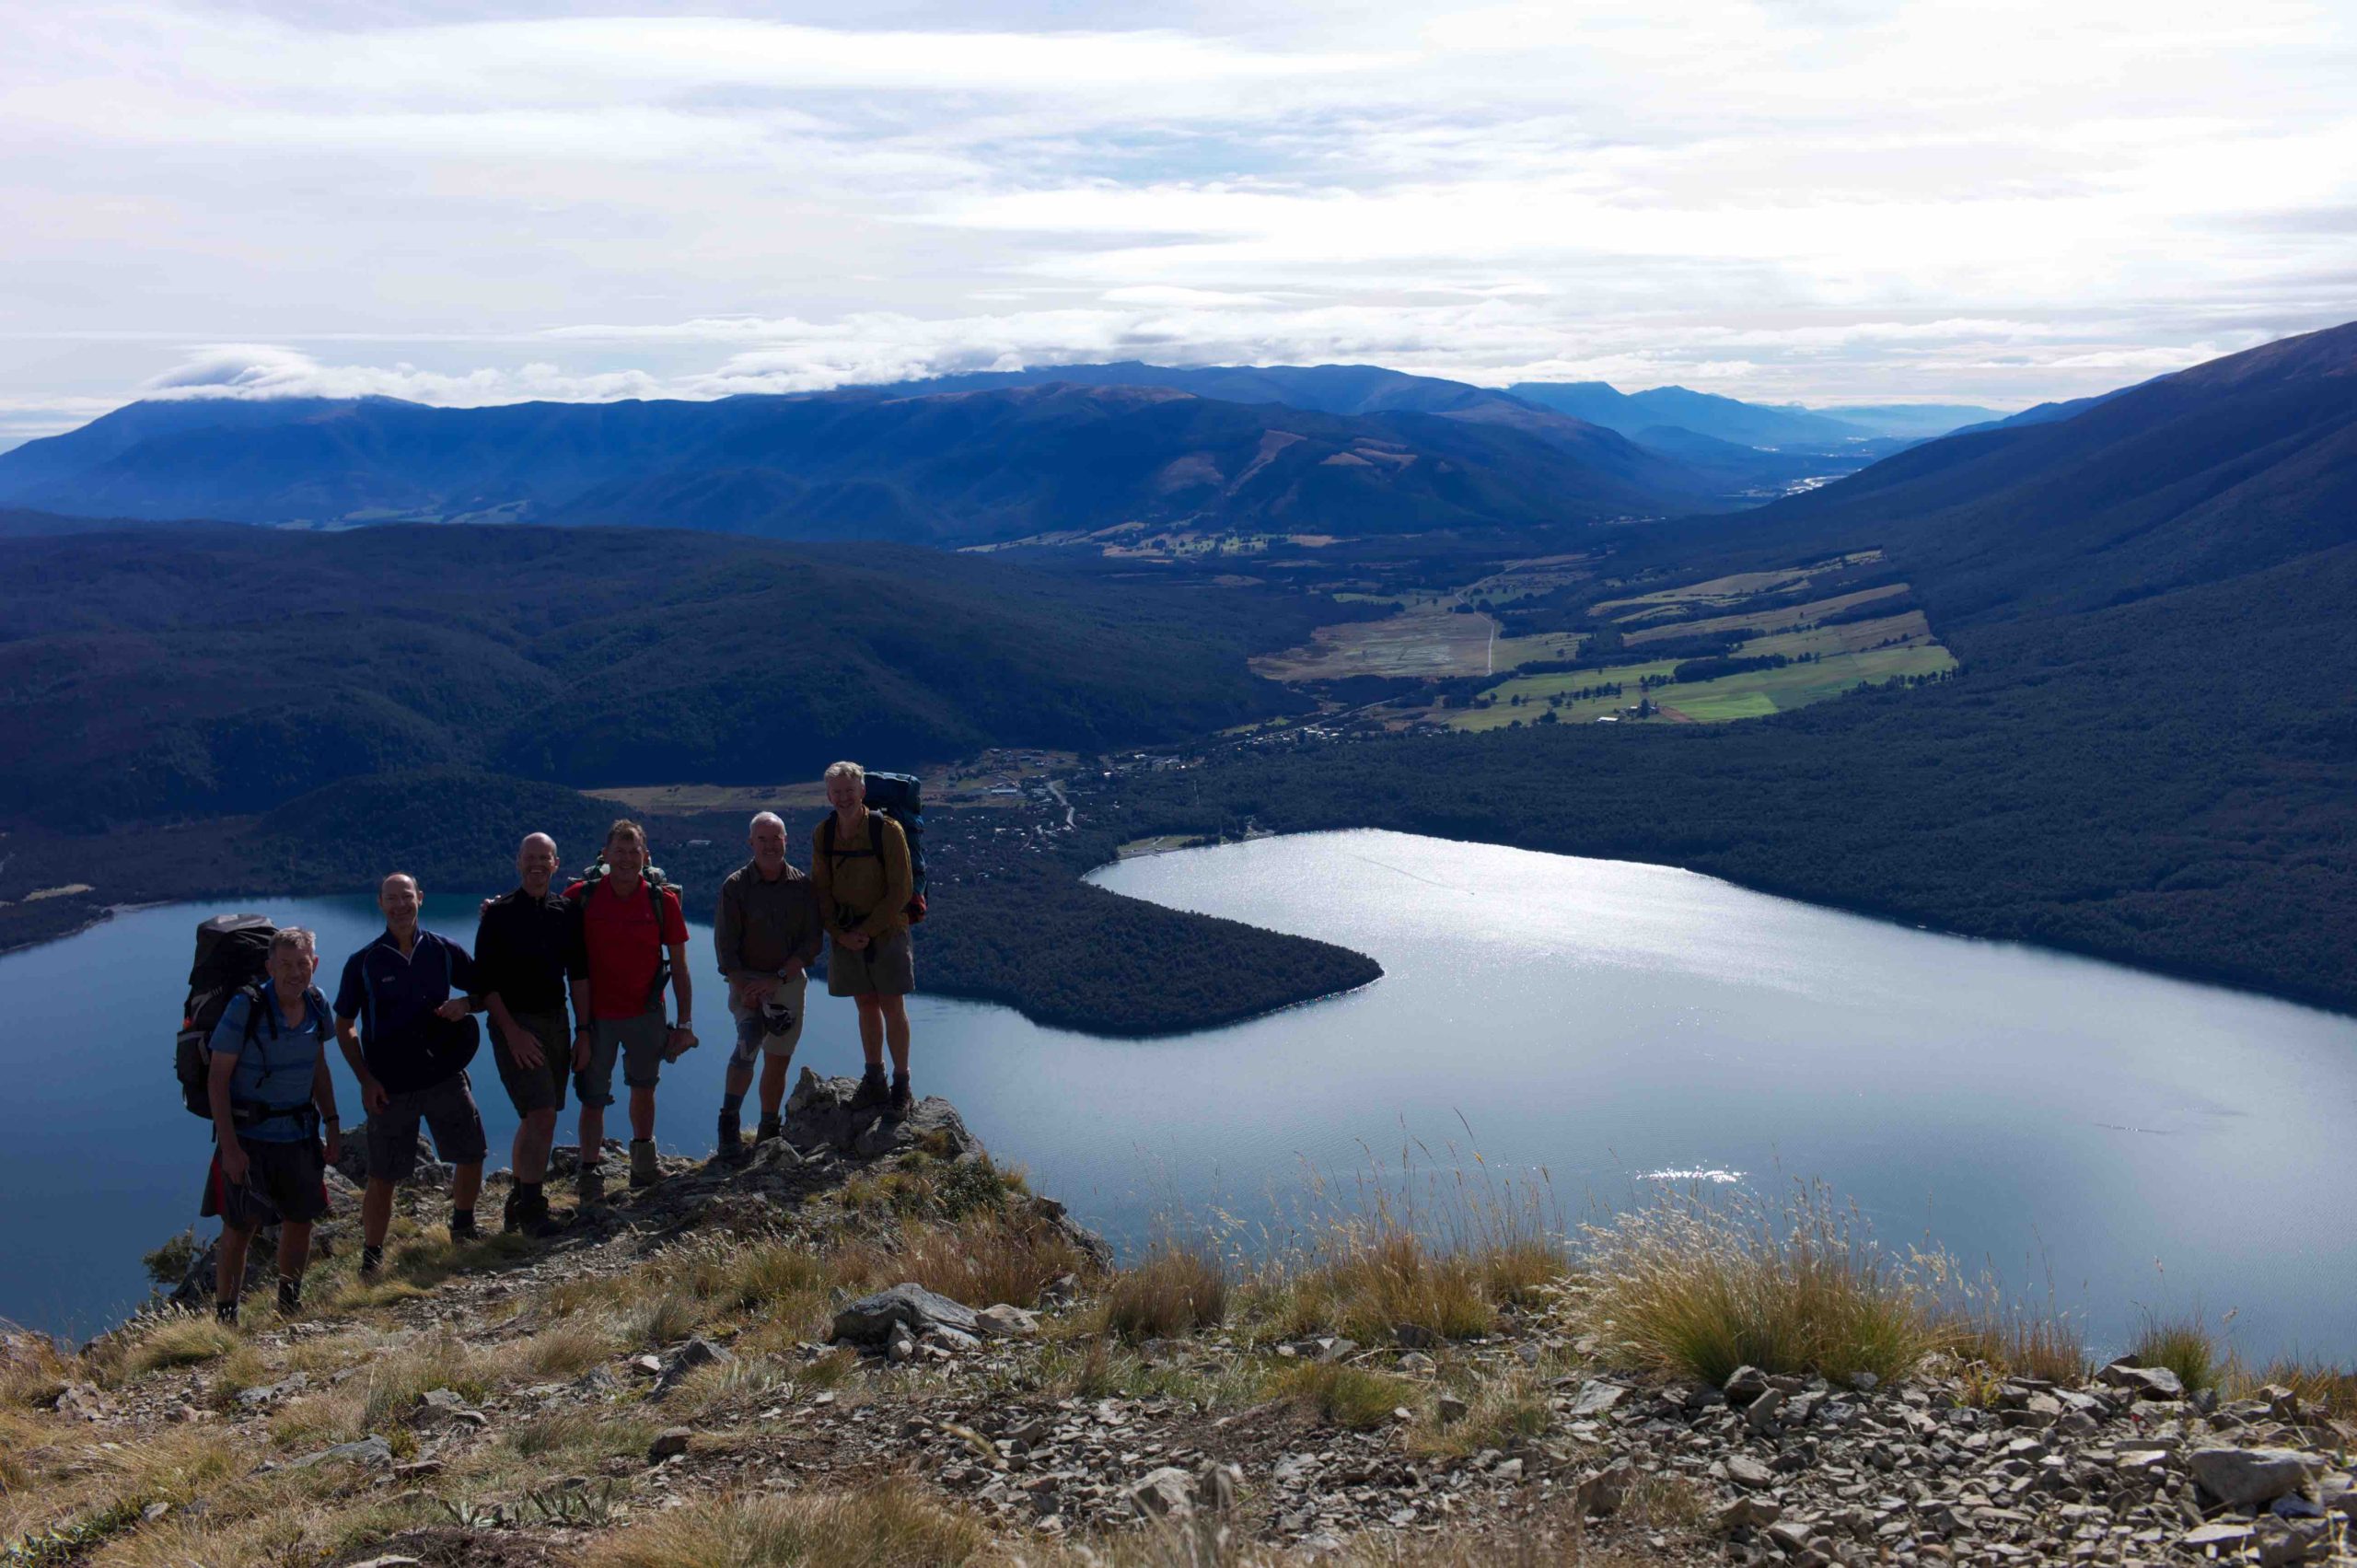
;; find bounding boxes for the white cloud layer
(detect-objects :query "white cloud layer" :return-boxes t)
[3,0,2352,427]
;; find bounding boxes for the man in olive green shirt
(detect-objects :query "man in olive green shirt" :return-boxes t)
[811,761,915,1118]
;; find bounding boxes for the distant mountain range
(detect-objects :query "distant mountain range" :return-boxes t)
[1505,381,2003,447]
[0,381,1728,537]
[0,364,2007,539]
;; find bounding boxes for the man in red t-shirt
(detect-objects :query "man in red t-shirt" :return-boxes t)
[564,819,696,1198]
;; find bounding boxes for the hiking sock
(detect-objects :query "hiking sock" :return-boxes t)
[449,1208,478,1241]
[721,1090,745,1117]
[214,1298,238,1325]
[359,1244,384,1278]
[275,1276,301,1314]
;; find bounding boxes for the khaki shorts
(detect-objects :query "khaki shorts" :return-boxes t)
[729,972,807,1068]
[576,1002,671,1108]
[828,928,913,997]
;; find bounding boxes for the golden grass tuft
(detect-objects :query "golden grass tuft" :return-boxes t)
[2235,1359,2357,1420]
[839,1209,1092,1313]
[2129,1312,2223,1394]
[521,1314,624,1378]
[115,1313,240,1376]
[1273,1362,1416,1430]
[1106,1245,1229,1341]
[1578,1179,1935,1387]
[585,1486,993,1568]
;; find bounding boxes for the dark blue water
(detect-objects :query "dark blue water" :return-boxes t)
[6,834,2354,1363]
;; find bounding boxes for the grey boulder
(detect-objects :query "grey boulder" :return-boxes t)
[831,1283,980,1344]
[2189,1447,2322,1507]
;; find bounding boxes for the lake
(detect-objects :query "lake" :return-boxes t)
[5,830,2353,1362]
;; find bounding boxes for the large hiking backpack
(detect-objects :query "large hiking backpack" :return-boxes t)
[175,913,277,1118]
[569,861,683,1007]
[822,772,928,924]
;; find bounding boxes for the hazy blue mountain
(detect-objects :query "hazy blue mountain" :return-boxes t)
[888,361,1521,417]
[1812,402,2011,438]
[1507,381,2004,447]
[0,381,1733,536]
[1506,381,1871,446]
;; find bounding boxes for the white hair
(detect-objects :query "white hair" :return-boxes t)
[749,811,786,834]
[823,761,865,789]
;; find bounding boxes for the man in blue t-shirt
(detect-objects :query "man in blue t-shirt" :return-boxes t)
[203,926,341,1323]
[334,871,488,1277]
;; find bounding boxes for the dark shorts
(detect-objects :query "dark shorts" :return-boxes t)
[827,928,914,997]
[493,1008,570,1116]
[576,1002,671,1108]
[203,1135,331,1232]
[366,1074,488,1183]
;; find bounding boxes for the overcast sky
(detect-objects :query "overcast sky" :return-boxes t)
[4,0,2352,442]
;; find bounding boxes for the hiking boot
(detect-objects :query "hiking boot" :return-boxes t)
[214,1298,238,1326]
[887,1074,913,1121]
[511,1187,564,1239]
[849,1070,890,1114]
[715,1111,744,1162]
[448,1209,479,1244]
[576,1165,606,1208]
[358,1244,384,1281]
[754,1113,782,1144]
[501,1190,521,1236]
[629,1138,660,1189]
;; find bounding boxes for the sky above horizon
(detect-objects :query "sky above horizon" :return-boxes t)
[4,0,2353,444]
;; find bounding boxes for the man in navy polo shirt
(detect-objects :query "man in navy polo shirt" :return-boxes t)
[334,871,489,1277]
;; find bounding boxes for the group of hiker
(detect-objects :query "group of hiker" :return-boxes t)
[192,760,920,1324]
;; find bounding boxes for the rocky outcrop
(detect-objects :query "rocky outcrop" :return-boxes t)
[778,1068,981,1162]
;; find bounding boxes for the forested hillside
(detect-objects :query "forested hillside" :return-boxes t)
[0,526,1326,825]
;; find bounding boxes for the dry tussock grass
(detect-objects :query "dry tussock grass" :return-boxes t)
[1234,1139,1568,1348]
[521,1313,624,1378]
[839,1210,1093,1312]
[1271,1361,1417,1430]
[1579,1179,1941,1386]
[110,1313,239,1376]
[1107,1246,1229,1341]
[585,1486,993,1568]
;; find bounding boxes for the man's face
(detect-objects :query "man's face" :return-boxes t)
[518,835,558,897]
[750,819,787,872]
[826,773,864,814]
[267,941,318,993]
[380,875,421,932]
[606,833,646,877]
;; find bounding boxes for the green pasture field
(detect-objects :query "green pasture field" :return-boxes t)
[1620,582,1910,646]
[1656,644,1957,721]
[1446,659,1680,730]
[1493,630,1587,667]
[1443,638,1956,731]
[1592,551,1882,619]
[1746,610,1933,660]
